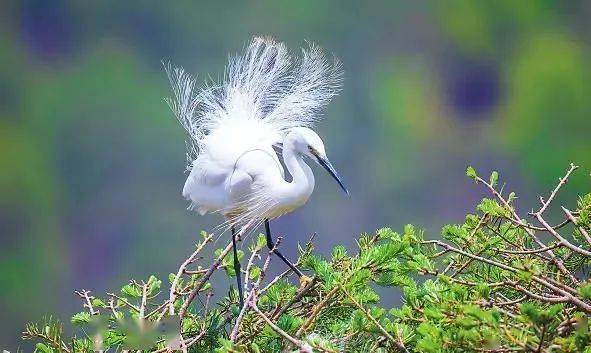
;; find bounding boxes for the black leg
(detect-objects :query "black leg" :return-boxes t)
[264,219,303,277]
[232,226,244,308]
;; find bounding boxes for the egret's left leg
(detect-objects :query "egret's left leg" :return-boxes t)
[264,220,312,287]
[232,226,244,308]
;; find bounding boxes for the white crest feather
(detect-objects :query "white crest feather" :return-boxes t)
[166,36,343,169]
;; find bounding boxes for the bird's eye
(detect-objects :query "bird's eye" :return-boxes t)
[308,145,317,155]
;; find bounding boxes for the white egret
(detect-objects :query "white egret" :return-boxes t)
[166,37,347,307]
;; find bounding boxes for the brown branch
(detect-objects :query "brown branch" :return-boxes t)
[231,241,265,342]
[534,212,591,257]
[252,303,313,353]
[167,233,213,316]
[295,286,339,338]
[494,295,526,306]
[562,206,591,246]
[107,293,140,313]
[497,243,560,255]
[272,278,318,320]
[138,282,148,331]
[179,237,236,321]
[535,163,578,216]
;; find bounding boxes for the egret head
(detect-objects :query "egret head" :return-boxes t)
[286,127,349,195]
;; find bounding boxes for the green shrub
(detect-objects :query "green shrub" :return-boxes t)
[24,165,591,352]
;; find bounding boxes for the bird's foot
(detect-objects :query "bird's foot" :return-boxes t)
[298,274,314,289]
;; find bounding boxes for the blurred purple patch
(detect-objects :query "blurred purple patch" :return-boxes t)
[446,60,501,119]
[19,0,76,60]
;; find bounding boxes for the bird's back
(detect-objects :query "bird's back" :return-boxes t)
[182,117,284,216]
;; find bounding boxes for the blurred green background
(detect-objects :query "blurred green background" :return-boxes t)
[1,0,591,349]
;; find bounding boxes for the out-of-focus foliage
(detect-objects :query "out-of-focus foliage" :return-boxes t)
[24,166,591,352]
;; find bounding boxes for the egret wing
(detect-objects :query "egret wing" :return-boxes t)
[182,156,230,215]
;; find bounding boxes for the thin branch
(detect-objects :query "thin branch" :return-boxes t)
[179,238,236,321]
[168,233,213,316]
[139,282,148,330]
[107,293,140,313]
[562,206,591,246]
[272,278,318,320]
[536,163,578,215]
[497,243,560,255]
[534,213,591,257]
[251,303,313,353]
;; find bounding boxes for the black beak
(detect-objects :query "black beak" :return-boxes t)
[316,155,349,195]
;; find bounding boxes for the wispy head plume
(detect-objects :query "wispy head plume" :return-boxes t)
[166,36,343,168]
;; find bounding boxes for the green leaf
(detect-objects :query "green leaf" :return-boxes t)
[466,166,477,179]
[91,298,106,308]
[520,302,539,323]
[578,283,591,300]
[121,283,141,298]
[489,171,499,186]
[277,314,302,333]
[71,312,91,326]
[147,275,162,295]
[249,266,261,280]
[331,245,347,261]
[477,198,509,217]
[256,233,267,248]
[508,191,517,203]
[35,343,54,353]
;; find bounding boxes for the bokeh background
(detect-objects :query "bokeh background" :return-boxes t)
[2,0,591,349]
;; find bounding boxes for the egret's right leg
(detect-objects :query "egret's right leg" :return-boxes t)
[264,220,313,288]
[231,226,244,308]
[264,219,303,277]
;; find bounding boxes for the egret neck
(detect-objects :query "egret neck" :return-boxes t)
[279,136,315,208]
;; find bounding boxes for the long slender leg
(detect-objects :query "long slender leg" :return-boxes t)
[264,219,303,277]
[232,226,244,308]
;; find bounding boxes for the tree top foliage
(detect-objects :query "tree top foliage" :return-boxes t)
[24,165,591,352]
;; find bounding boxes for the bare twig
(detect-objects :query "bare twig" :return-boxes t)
[535,163,578,216]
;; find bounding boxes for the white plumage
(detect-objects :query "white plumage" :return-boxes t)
[166,36,346,234]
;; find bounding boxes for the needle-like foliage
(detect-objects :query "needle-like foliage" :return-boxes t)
[24,165,591,352]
